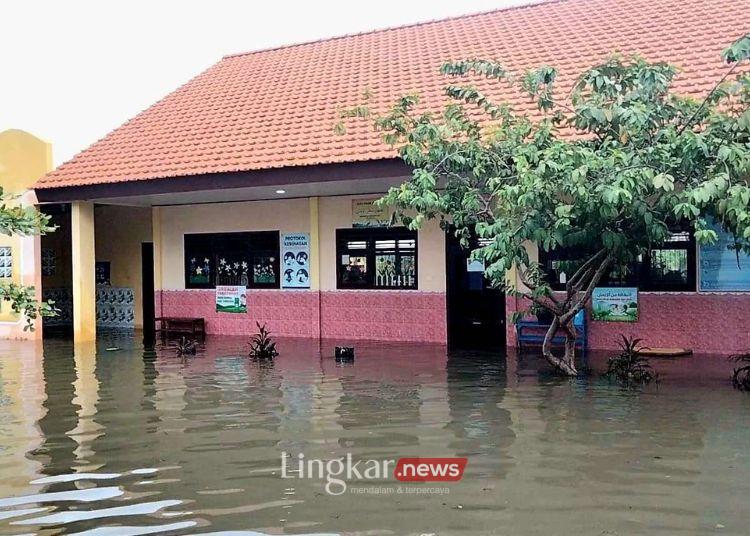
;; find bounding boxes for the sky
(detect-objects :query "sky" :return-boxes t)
[0,0,525,166]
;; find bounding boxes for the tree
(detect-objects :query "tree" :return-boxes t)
[338,35,750,375]
[0,186,57,329]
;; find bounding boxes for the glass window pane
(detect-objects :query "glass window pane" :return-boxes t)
[253,254,277,284]
[347,240,367,250]
[650,249,688,285]
[375,254,396,286]
[216,254,250,286]
[375,239,397,250]
[188,255,212,285]
[341,255,368,286]
[399,254,417,287]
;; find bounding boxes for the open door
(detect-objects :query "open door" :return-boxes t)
[141,242,155,347]
[445,232,505,350]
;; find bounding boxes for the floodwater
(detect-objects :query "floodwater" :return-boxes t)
[0,334,749,536]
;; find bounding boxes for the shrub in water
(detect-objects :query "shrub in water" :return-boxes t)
[605,335,657,387]
[248,322,279,360]
[730,352,750,391]
[176,336,198,356]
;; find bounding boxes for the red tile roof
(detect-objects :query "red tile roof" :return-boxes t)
[35,0,749,190]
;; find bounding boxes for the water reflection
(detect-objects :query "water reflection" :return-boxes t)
[0,335,748,535]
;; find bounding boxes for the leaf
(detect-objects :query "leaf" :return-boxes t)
[722,34,750,63]
[652,173,674,192]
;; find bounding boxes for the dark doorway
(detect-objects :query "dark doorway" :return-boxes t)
[141,242,155,347]
[445,232,505,349]
[40,203,73,338]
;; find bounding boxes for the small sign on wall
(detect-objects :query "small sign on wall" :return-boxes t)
[281,233,310,288]
[592,287,638,322]
[216,285,247,313]
[352,198,390,228]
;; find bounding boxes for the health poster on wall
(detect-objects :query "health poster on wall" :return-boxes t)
[700,219,750,291]
[216,285,247,313]
[281,233,310,288]
[352,198,390,227]
[591,287,638,322]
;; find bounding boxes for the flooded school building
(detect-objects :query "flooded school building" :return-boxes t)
[6,0,750,352]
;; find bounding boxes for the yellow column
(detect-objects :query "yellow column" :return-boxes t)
[152,207,163,291]
[71,201,96,341]
[309,197,320,291]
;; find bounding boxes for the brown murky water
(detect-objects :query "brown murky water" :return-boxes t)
[0,334,749,536]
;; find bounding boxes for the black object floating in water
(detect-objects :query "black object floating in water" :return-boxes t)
[335,346,355,361]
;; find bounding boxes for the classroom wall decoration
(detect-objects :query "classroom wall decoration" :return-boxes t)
[591,287,639,322]
[216,285,247,313]
[281,233,310,289]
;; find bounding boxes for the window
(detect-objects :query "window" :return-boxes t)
[184,232,280,289]
[539,230,696,292]
[336,228,417,289]
[0,247,11,279]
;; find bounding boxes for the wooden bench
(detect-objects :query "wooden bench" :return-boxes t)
[516,310,587,351]
[156,317,206,341]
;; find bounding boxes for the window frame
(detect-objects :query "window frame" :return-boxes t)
[183,231,280,290]
[336,227,418,290]
[539,231,697,293]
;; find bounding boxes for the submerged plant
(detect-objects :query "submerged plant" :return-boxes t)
[605,335,657,387]
[248,322,279,360]
[730,352,750,391]
[175,336,198,356]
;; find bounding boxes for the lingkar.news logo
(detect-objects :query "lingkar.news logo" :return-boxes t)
[281,452,468,495]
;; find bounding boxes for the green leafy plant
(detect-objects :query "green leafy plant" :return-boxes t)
[0,186,58,330]
[730,352,750,391]
[605,335,657,387]
[337,34,750,375]
[248,322,279,360]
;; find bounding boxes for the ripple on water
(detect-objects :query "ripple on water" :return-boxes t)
[0,335,748,535]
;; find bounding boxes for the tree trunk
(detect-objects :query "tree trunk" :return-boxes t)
[541,315,578,375]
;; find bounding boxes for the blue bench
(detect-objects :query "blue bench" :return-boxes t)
[516,309,587,351]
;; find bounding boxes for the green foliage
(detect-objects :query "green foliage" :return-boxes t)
[0,282,56,331]
[0,186,58,329]
[0,187,55,237]
[336,35,750,374]
[730,352,750,391]
[605,335,658,387]
[248,322,279,360]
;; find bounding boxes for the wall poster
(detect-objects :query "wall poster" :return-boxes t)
[591,287,638,322]
[216,285,247,313]
[699,219,750,292]
[281,233,310,288]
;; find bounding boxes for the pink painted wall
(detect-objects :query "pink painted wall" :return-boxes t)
[320,290,446,343]
[157,290,320,338]
[157,290,447,344]
[506,292,750,354]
